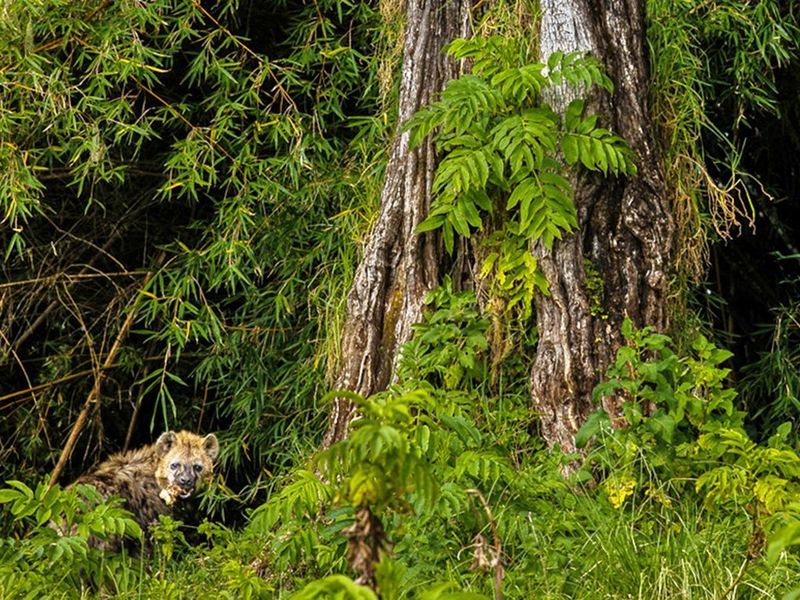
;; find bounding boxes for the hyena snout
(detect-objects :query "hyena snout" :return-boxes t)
[171,463,202,495]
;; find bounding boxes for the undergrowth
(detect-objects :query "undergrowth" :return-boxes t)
[1,1,799,598]
[3,286,800,599]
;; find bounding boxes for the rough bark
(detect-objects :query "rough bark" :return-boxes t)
[323,0,472,446]
[531,0,673,452]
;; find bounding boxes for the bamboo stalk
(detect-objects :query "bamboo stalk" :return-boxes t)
[0,369,98,407]
[48,271,154,486]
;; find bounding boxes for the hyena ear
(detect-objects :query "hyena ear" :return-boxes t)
[202,433,219,461]
[156,431,177,455]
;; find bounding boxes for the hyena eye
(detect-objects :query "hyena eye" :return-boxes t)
[193,464,203,473]
[170,462,179,470]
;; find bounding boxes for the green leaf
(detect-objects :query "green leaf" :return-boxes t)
[547,50,564,72]
[507,177,538,210]
[451,201,473,237]
[561,134,579,165]
[564,99,585,129]
[766,521,800,563]
[575,410,611,448]
[417,213,447,234]
[0,489,21,503]
[6,480,34,499]
[442,222,455,254]
[440,414,481,447]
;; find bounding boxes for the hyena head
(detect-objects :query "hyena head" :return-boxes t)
[154,431,219,498]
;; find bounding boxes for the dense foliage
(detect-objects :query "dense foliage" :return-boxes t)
[0,0,392,502]
[1,0,800,598]
[407,41,635,322]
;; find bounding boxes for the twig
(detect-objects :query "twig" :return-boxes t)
[466,489,504,600]
[0,270,143,292]
[11,270,142,352]
[0,369,98,408]
[49,270,155,486]
[122,386,142,453]
[197,381,210,432]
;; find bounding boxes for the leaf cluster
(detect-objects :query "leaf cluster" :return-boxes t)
[396,279,490,390]
[408,38,635,255]
[0,480,142,596]
[578,319,800,571]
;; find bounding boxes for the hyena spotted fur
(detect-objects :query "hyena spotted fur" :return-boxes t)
[71,430,219,550]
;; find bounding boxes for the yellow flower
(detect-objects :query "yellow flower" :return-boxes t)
[605,475,637,509]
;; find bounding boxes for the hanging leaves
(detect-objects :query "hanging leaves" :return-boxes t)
[408,40,639,284]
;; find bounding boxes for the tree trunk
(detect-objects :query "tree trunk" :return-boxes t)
[323,0,472,447]
[531,0,674,452]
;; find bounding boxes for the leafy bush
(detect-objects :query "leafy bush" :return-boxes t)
[3,293,800,598]
[0,480,141,597]
[577,319,800,586]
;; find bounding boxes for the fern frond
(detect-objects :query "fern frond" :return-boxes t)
[491,63,548,106]
[454,450,513,485]
[507,169,577,248]
[248,470,333,533]
[546,51,613,93]
[432,148,491,197]
[406,76,501,149]
[447,35,523,78]
[489,108,558,178]
[561,100,637,176]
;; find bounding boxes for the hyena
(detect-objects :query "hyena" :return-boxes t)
[70,430,219,550]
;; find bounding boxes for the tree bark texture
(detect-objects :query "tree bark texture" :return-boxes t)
[323,0,472,447]
[531,0,674,452]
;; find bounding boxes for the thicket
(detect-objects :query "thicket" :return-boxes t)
[0,0,392,504]
[1,0,800,598]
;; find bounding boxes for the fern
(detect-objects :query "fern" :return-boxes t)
[248,469,334,534]
[0,480,143,595]
[408,38,638,316]
[490,64,549,106]
[453,450,513,486]
[490,108,558,175]
[447,36,525,79]
[546,50,613,92]
[562,99,637,175]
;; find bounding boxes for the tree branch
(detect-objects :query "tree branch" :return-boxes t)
[48,270,155,486]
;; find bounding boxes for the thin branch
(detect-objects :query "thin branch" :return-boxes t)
[123,386,142,453]
[466,489,504,600]
[0,369,98,409]
[11,271,136,351]
[10,214,134,349]
[49,270,155,487]
[0,270,144,291]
